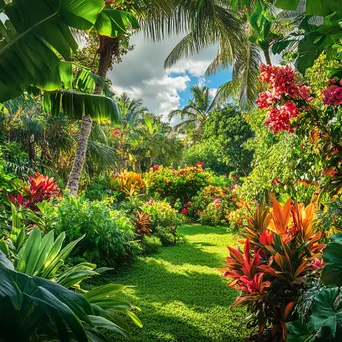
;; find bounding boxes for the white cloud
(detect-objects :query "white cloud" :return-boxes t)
[209,88,218,98]
[166,60,211,77]
[109,32,218,117]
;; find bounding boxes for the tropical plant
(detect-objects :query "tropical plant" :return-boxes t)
[134,211,152,237]
[11,173,59,211]
[222,198,325,341]
[118,93,149,124]
[203,105,254,176]
[113,170,146,197]
[53,195,136,267]
[0,251,142,342]
[140,200,184,245]
[0,0,141,195]
[168,85,217,144]
[287,232,342,341]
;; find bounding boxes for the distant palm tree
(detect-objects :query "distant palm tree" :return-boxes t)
[118,93,149,124]
[168,85,215,144]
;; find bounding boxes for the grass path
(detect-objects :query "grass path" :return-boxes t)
[95,225,249,341]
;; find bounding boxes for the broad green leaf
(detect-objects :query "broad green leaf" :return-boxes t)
[95,9,139,38]
[126,310,143,328]
[44,91,122,123]
[17,228,42,275]
[308,287,342,339]
[0,250,14,270]
[60,0,104,30]
[0,268,22,310]
[321,243,342,286]
[275,0,300,10]
[88,315,127,336]
[286,320,314,342]
[330,234,342,243]
[84,284,126,302]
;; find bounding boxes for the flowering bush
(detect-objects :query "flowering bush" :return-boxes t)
[193,185,238,226]
[222,198,325,341]
[140,200,184,245]
[256,64,312,134]
[112,170,145,197]
[144,164,212,206]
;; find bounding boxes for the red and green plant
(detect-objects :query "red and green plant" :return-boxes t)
[134,211,152,237]
[222,198,325,341]
[10,173,59,211]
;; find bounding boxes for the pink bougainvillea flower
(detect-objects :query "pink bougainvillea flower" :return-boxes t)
[322,85,342,106]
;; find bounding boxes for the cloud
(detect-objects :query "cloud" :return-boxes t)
[209,88,218,98]
[109,32,217,116]
[166,60,211,77]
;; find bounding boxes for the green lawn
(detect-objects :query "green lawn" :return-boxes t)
[92,225,249,341]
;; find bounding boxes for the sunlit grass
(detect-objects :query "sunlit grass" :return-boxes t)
[90,224,248,341]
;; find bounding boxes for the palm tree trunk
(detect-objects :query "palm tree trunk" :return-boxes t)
[263,48,272,66]
[66,115,92,195]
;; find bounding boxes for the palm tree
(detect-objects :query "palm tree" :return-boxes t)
[118,93,149,124]
[160,2,282,109]
[168,85,216,144]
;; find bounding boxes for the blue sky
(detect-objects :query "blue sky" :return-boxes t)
[175,70,233,107]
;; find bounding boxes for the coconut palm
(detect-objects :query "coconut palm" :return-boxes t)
[161,2,283,109]
[168,85,216,144]
[118,93,149,124]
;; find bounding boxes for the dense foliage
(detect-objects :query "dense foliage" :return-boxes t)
[0,0,341,341]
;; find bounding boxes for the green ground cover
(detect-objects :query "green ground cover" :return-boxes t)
[91,225,249,341]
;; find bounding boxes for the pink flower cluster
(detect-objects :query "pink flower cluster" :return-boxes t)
[256,64,312,134]
[323,83,342,107]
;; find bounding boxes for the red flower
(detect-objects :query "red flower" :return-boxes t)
[113,129,120,137]
[196,161,205,168]
[323,85,342,106]
[152,165,159,172]
[181,208,188,215]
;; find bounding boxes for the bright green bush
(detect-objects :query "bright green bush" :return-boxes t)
[53,195,135,267]
[141,200,184,245]
[144,164,212,206]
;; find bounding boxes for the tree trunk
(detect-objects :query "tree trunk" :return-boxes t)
[263,48,272,66]
[66,115,93,195]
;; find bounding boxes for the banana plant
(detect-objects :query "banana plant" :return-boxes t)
[0,0,140,195]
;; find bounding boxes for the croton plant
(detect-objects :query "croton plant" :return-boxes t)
[222,199,325,341]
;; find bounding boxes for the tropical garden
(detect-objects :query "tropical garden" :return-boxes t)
[0,0,341,341]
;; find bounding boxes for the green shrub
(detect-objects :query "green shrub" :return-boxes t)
[53,195,135,267]
[144,164,212,206]
[140,236,162,255]
[140,200,184,245]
